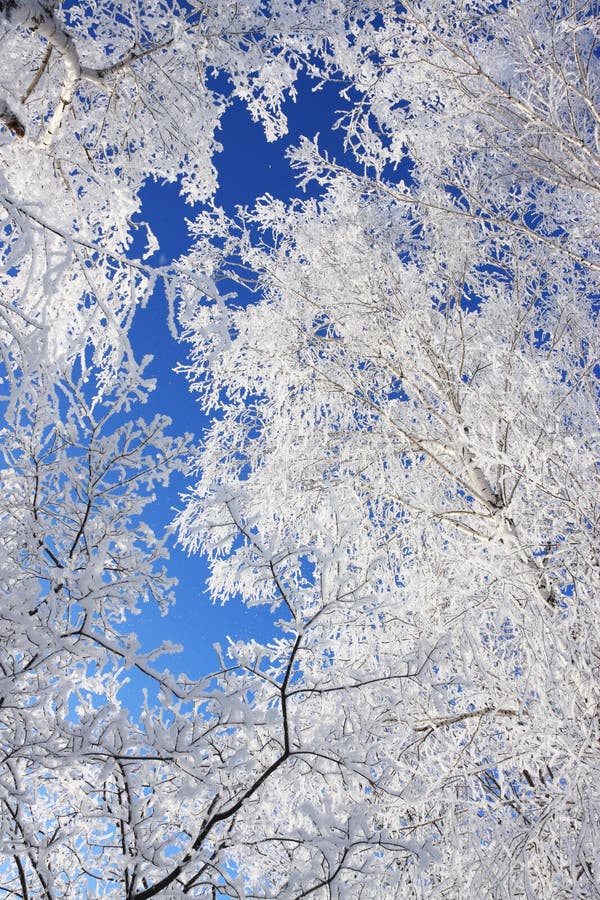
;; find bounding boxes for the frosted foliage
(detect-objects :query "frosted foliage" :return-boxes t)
[177,1,600,896]
[180,184,600,894]
[0,0,599,898]
[0,0,337,388]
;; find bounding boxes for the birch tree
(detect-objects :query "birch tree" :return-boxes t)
[177,0,600,894]
[180,196,599,895]
[0,0,336,385]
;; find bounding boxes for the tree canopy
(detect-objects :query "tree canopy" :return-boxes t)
[0,1,599,896]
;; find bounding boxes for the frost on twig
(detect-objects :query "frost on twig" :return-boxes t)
[0,96,25,137]
[20,43,52,103]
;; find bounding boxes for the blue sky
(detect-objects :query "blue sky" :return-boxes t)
[124,77,352,694]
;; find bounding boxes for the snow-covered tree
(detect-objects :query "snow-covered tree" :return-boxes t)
[0,0,598,896]
[177,0,600,894]
[0,0,339,385]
